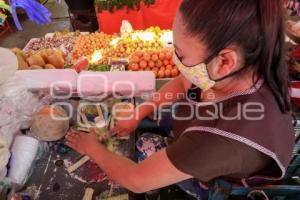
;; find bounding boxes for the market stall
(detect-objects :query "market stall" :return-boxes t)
[2,1,300,200]
[11,23,178,80]
[0,22,165,199]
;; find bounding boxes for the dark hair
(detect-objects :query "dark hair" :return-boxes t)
[180,0,291,113]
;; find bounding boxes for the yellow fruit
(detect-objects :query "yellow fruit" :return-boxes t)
[27,54,45,67]
[47,52,65,69]
[16,53,29,70]
[11,48,27,59]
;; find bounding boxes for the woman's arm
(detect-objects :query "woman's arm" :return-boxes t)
[66,132,192,193]
[136,74,192,120]
[112,75,192,136]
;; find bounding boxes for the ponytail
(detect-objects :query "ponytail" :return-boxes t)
[258,0,291,113]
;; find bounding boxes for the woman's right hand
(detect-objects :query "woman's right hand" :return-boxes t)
[111,117,140,137]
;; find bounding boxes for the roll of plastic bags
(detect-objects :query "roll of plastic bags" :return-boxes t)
[11,0,51,31]
[8,135,40,185]
[0,136,10,178]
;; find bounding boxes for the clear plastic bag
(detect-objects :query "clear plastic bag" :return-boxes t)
[0,49,52,181]
[0,77,52,182]
[0,75,52,131]
[0,135,10,178]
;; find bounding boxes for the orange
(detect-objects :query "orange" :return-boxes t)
[164,69,171,78]
[132,63,139,71]
[171,68,179,77]
[153,67,159,72]
[155,60,163,68]
[166,65,173,70]
[132,55,140,64]
[151,54,159,62]
[163,60,169,66]
[148,61,155,68]
[158,70,165,78]
[159,52,166,60]
[165,52,173,60]
[140,60,147,69]
[143,53,151,61]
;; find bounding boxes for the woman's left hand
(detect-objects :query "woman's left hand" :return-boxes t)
[65,131,99,156]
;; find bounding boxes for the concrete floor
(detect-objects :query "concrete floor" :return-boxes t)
[0,0,71,48]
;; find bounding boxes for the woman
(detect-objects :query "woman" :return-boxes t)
[66,0,295,199]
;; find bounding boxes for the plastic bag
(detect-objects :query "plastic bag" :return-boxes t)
[0,75,49,129]
[0,48,52,180]
[0,0,11,12]
[0,48,17,85]
[11,0,51,31]
[0,136,10,178]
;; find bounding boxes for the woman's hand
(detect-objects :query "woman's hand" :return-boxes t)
[111,117,140,137]
[65,131,100,156]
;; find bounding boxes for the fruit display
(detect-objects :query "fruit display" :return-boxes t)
[111,27,165,55]
[23,36,76,66]
[128,49,180,78]
[19,26,175,78]
[72,32,116,61]
[11,48,66,70]
[72,27,171,65]
[23,36,75,54]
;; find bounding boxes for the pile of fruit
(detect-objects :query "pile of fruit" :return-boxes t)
[115,27,165,51]
[12,48,66,70]
[23,36,75,56]
[72,32,116,61]
[72,27,170,65]
[17,27,176,78]
[23,36,77,66]
[128,49,180,78]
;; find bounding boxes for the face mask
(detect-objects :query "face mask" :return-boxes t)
[173,52,215,91]
[173,51,249,91]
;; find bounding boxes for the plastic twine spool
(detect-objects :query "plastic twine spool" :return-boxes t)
[8,135,40,185]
